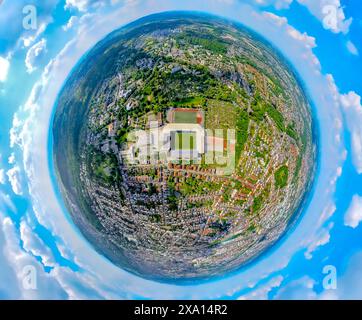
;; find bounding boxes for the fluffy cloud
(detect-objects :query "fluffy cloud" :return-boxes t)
[1,216,68,299]
[344,195,362,229]
[298,202,336,261]
[6,166,23,196]
[254,0,352,34]
[0,169,5,184]
[0,215,21,299]
[238,276,284,299]
[299,0,352,34]
[0,56,10,82]
[274,276,317,299]
[339,91,362,174]
[63,13,95,33]
[65,0,108,12]
[262,12,288,26]
[324,74,362,174]
[0,191,17,213]
[8,153,15,165]
[263,11,317,51]
[305,222,334,259]
[10,113,24,148]
[346,41,359,56]
[63,16,79,31]
[286,26,316,49]
[22,23,48,48]
[65,0,90,11]
[20,220,56,268]
[25,38,47,73]
[262,12,320,71]
[253,0,293,9]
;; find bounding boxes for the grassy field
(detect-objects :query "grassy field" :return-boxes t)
[274,165,289,188]
[172,131,196,150]
[172,96,206,108]
[174,111,198,124]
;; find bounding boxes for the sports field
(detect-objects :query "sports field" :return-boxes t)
[172,131,196,150]
[168,108,204,125]
[174,111,198,124]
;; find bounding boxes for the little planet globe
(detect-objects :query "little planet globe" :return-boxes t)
[53,12,316,281]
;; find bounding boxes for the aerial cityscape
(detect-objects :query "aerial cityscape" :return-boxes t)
[1,0,362,301]
[53,13,315,280]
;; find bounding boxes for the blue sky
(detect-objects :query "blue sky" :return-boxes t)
[0,0,362,299]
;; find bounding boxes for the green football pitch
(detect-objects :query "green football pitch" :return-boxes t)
[174,111,198,124]
[172,132,196,150]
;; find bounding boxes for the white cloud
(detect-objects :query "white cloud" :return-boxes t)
[253,0,293,9]
[0,191,17,213]
[262,12,320,71]
[10,113,23,148]
[344,195,362,229]
[286,26,316,49]
[65,0,108,12]
[305,222,334,259]
[22,23,48,48]
[255,0,352,34]
[1,215,68,299]
[340,91,362,174]
[63,13,94,34]
[0,215,21,299]
[6,166,23,196]
[63,16,79,31]
[237,275,284,299]
[0,56,10,82]
[65,0,90,11]
[275,276,317,299]
[64,0,137,12]
[25,39,47,74]
[318,202,336,227]
[0,169,5,184]
[263,11,317,49]
[299,0,352,34]
[8,153,15,165]
[20,220,56,268]
[324,74,362,174]
[346,40,359,56]
[262,12,288,27]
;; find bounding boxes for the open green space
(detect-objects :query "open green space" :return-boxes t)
[172,131,196,150]
[274,165,289,188]
[174,111,198,124]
